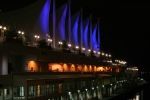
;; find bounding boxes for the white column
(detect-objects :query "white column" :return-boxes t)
[1,55,8,75]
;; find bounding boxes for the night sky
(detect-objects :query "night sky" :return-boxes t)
[0,0,150,71]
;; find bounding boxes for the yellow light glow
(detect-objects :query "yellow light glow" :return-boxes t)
[49,63,63,72]
[27,61,38,72]
[70,64,76,72]
[63,63,68,72]
[89,65,92,72]
[0,25,2,29]
[97,67,104,72]
[83,65,88,72]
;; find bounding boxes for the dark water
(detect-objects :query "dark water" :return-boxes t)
[127,83,150,100]
[127,75,150,100]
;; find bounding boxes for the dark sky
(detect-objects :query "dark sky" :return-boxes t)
[0,0,150,71]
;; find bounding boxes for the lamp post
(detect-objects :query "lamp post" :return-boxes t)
[0,25,7,42]
[46,34,52,47]
[34,34,40,47]
[17,30,25,43]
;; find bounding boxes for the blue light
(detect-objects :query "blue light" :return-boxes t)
[72,15,79,45]
[92,25,98,51]
[39,0,51,37]
[83,19,89,49]
[97,23,101,50]
[80,12,83,47]
[58,5,68,41]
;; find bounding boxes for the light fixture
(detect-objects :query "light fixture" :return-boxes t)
[108,54,112,57]
[101,52,105,56]
[68,92,71,95]
[58,41,63,45]
[48,38,52,42]
[82,48,85,51]
[88,49,91,52]
[105,53,108,57]
[77,90,80,93]
[18,30,21,34]
[0,25,2,29]
[97,52,100,55]
[93,51,96,54]
[21,32,24,35]
[37,36,40,39]
[3,26,7,30]
[75,46,79,49]
[68,43,72,47]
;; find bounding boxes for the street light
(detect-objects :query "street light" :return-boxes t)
[21,32,24,35]
[88,49,91,52]
[101,52,105,56]
[58,41,63,45]
[82,47,86,51]
[34,35,40,40]
[108,54,112,57]
[75,46,79,50]
[97,52,100,55]
[93,51,96,54]
[105,53,108,57]
[0,25,2,29]
[3,26,7,30]
[68,43,72,48]
[47,38,52,43]
[0,25,7,42]
[18,30,21,34]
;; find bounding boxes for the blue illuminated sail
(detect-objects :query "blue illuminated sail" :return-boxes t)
[83,19,89,49]
[80,9,83,48]
[72,13,80,46]
[92,24,98,50]
[57,4,68,41]
[39,0,51,37]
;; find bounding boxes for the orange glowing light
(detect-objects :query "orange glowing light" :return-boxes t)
[63,63,69,72]
[97,67,104,72]
[27,61,38,72]
[49,63,63,72]
[70,64,76,72]
[89,65,92,72]
[83,65,88,72]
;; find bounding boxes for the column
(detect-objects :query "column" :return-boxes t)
[1,55,8,75]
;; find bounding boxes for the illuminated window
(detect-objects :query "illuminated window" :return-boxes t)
[77,65,82,72]
[48,63,63,72]
[83,65,88,72]
[94,66,97,72]
[20,86,24,96]
[37,85,40,96]
[89,65,93,72]
[63,63,68,72]
[28,86,35,96]
[4,89,9,96]
[58,83,62,93]
[70,64,76,72]
[97,67,104,72]
[27,61,38,72]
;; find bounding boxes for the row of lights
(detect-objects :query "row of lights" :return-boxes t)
[126,67,138,71]
[18,30,25,35]
[0,25,7,30]
[58,41,112,57]
[34,34,40,39]
[0,25,112,59]
[115,60,127,65]
[0,25,129,66]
